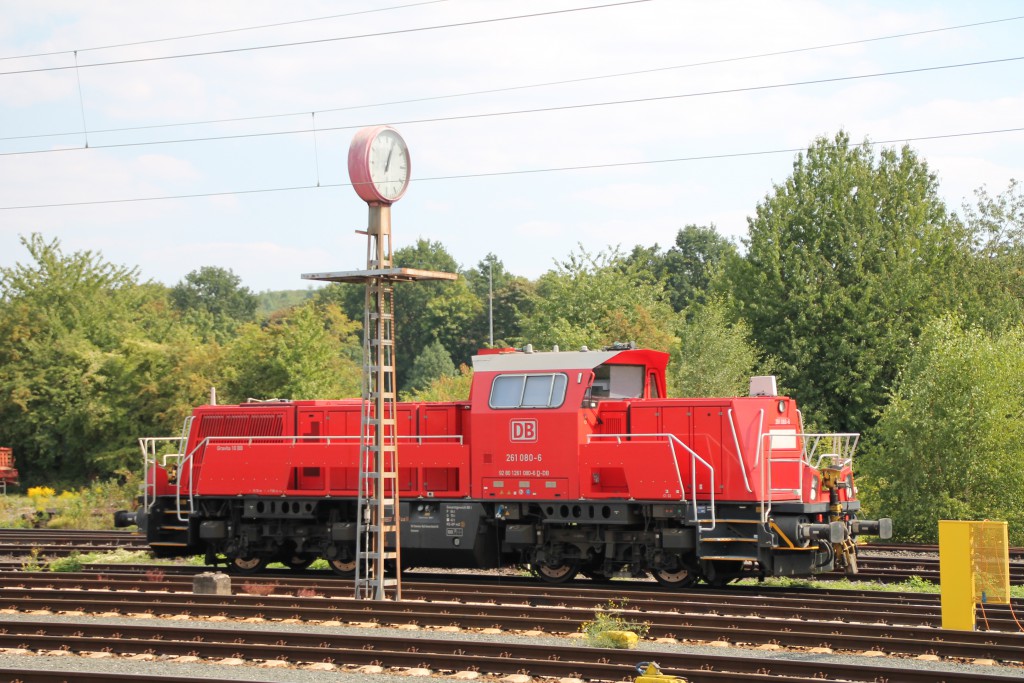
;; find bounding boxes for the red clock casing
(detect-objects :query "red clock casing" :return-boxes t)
[347,125,410,204]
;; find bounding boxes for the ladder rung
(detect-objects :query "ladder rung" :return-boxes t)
[358,551,398,560]
[700,556,759,561]
[701,537,758,543]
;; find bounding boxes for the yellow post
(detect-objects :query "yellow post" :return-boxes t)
[938,519,1010,631]
[938,520,975,630]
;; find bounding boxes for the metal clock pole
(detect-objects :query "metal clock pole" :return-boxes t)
[357,202,399,600]
[302,126,455,601]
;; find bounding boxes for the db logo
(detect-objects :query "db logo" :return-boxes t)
[510,419,538,442]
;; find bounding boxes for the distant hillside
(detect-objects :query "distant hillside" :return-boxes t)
[256,288,316,317]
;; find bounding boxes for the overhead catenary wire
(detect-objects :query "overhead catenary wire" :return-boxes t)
[0,0,450,61]
[1,125,1020,211]
[3,13,1023,144]
[2,54,1021,158]
[0,0,652,76]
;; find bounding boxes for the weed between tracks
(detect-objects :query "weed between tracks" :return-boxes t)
[579,599,650,648]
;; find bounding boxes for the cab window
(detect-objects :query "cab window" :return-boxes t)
[490,373,568,409]
[591,364,644,399]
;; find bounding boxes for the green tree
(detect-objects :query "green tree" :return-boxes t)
[224,301,360,402]
[393,240,480,377]
[858,316,1024,545]
[171,266,257,340]
[0,235,221,484]
[522,246,676,352]
[405,339,457,397]
[316,240,481,389]
[960,179,1024,329]
[671,299,769,398]
[626,225,738,313]
[462,254,535,348]
[724,131,974,432]
[406,364,474,402]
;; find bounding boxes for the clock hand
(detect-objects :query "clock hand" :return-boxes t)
[385,145,394,172]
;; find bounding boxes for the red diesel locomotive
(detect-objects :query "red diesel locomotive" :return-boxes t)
[117,344,890,586]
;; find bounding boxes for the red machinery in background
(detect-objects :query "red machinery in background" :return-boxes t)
[0,448,19,492]
[116,344,891,587]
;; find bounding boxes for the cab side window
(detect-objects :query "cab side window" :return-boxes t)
[490,373,568,409]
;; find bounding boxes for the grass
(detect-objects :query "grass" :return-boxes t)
[739,574,1024,599]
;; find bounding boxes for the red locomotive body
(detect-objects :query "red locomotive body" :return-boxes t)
[0,448,18,490]
[119,345,890,586]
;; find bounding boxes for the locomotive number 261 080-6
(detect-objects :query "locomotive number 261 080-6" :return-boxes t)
[505,453,543,462]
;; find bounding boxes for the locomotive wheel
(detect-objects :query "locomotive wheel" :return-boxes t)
[228,555,269,574]
[328,557,357,577]
[652,565,697,589]
[533,560,580,584]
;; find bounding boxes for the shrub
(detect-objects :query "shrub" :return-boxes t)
[46,474,139,530]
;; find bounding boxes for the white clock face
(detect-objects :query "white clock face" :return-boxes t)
[368,129,410,201]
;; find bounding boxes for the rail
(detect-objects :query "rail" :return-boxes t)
[140,428,464,523]
[759,431,859,523]
[587,432,715,530]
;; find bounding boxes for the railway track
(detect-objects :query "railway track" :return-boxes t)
[2,570,1023,662]
[1,618,1022,683]
[865,542,1024,560]
[2,529,1023,585]
[0,529,148,558]
[1,555,1023,681]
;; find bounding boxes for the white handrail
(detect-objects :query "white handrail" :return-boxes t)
[726,409,753,494]
[752,409,765,467]
[760,431,860,522]
[586,432,716,530]
[141,430,467,523]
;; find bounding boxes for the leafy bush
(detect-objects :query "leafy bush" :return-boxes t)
[45,474,139,530]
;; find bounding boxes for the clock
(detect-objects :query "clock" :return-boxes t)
[347,125,411,204]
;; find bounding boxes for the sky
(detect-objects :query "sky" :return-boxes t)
[1,1,1022,293]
